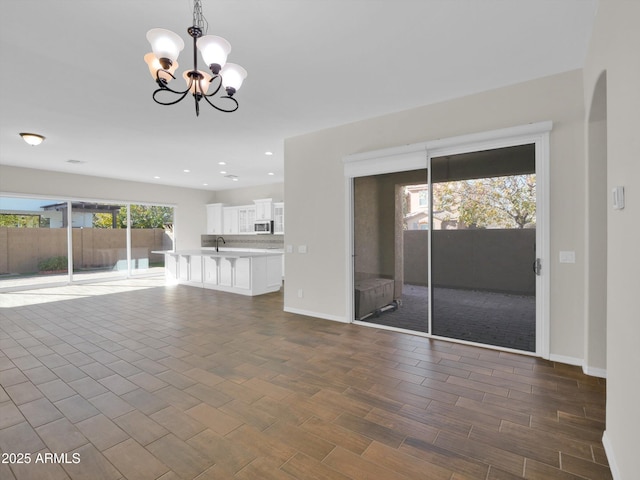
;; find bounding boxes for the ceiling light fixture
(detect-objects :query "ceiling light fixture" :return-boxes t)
[19,133,45,146]
[144,0,247,116]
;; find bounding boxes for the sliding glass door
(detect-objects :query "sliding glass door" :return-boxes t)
[0,196,69,290]
[350,141,541,353]
[353,169,428,332]
[130,204,174,276]
[0,197,175,290]
[430,145,537,351]
[71,202,128,282]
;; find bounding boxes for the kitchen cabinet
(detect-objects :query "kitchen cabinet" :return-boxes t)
[206,203,224,234]
[223,206,239,234]
[207,200,284,235]
[273,202,284,234]
[254,198,273,220]
[238,205,256,233]
[161,249,283,296]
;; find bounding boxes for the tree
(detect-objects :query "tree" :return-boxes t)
[433,174,536,229]
[92,213,115,228]
[117,205,173,228]
[92,206,173,228]
[0,214,41,228]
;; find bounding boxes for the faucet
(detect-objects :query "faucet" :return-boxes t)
[215,236,226,252]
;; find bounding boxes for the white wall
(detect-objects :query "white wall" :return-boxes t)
[0,166,211,250]
[213,183,284,206]
[583,1,640,478]
[284,69,587,355]
[71,212,93,228]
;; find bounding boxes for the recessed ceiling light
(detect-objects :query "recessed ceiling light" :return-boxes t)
[265,151,273,156]
[203,183,208,186]
[268,172,275,176]
[218,161,226,165]
[232,178,239,181]
[183,169,190,173]
[153,176,160,179]
[220,171,227,174]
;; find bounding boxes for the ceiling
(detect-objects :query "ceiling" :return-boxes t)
[0,0,597,192]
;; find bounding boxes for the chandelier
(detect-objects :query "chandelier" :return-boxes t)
[144,0,247,116]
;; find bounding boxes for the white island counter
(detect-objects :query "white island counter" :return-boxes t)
[158,249,283,296]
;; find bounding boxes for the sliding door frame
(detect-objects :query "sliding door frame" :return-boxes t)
[344,121,552,358]
[0,193,177,291]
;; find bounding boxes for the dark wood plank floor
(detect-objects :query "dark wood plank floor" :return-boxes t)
[0,279,611,479]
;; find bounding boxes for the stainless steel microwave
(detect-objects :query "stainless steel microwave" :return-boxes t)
[254,220,273,234]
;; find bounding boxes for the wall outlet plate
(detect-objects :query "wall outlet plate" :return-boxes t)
[559,251,576,264]
[612,186,625,210]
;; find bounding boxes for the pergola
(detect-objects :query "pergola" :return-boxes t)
[41,202,122,228]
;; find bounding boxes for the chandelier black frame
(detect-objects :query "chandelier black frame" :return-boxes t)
[144,0,246,116]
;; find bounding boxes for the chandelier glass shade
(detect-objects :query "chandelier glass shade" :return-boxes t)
[144,0,247,116]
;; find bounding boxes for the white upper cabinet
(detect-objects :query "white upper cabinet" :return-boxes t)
[254,198,273,220]
[207,199,283,235]
[223,206,239,234]
[238,205,256,233]
[206,203,224,234]
[273,202,284,234]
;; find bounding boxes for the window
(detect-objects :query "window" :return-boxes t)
[0,196,175,290]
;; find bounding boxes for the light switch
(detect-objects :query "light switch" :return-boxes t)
[559,251,576,264]
[286,245,293,253]
[612,186,625,210]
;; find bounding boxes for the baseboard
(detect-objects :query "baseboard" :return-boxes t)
[548,354,607,378]
[283,306,349,323]
[602,431,621,480]
[548,353,583,368]
[583,364,607,378]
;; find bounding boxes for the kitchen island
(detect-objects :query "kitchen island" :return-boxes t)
[157,249,283,296]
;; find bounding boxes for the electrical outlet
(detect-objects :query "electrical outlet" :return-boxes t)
[559,251,576,264]
[297,289,303,298]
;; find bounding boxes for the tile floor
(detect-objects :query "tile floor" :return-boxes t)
[0,278,611,479]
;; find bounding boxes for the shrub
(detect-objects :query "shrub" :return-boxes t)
[38,256,68,272]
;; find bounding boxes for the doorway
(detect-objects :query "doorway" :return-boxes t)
[430,145,536,351]
[346,122,551,355]
[353,170,428,332]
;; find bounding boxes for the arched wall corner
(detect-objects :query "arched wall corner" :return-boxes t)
[584,70,608,378]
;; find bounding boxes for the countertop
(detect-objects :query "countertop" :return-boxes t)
[153,249,283,259]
